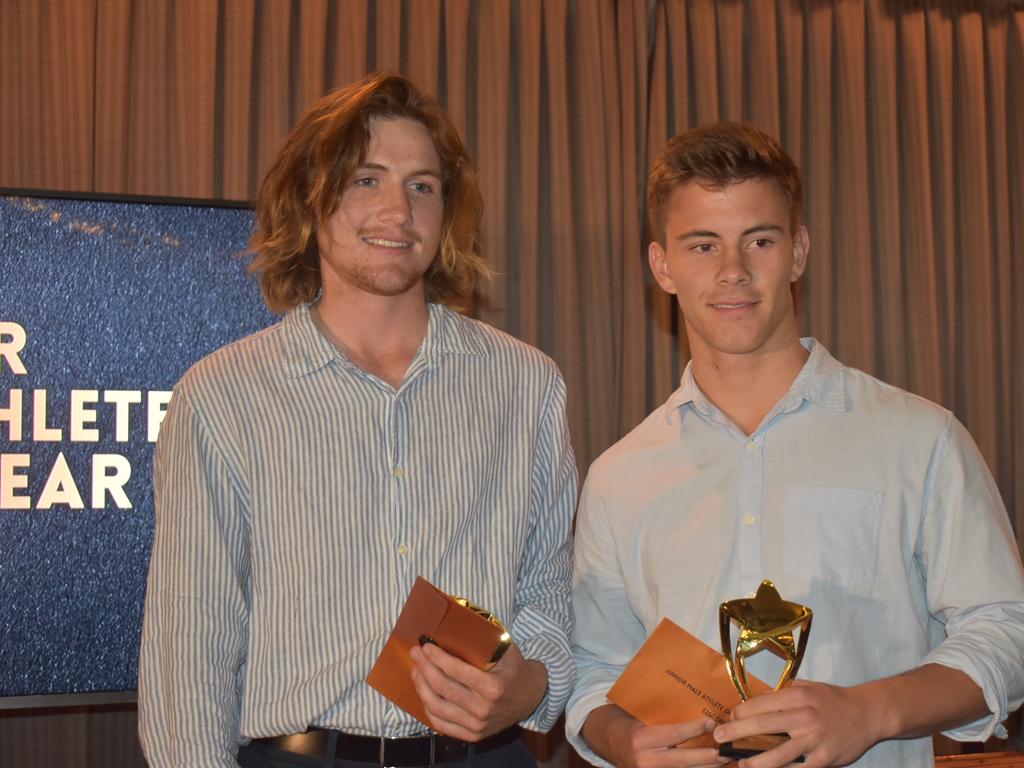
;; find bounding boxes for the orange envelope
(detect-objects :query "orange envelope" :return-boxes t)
[367,577,510,726]
[607,618,770,748]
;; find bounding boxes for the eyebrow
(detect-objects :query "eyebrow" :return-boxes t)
[675,223,785,241]
[358,162,443,179]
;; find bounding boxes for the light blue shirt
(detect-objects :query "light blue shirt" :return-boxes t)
[139,303,578,767]
[568,339,1024,768]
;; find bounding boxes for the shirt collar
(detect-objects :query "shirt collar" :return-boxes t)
[778,338,847,413]
[665,338,847,422]
[281,302,483,379]
[429,303,487,358]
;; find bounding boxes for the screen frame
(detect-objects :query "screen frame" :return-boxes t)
[0,187,257,710]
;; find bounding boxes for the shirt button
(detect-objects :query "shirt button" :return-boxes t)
[397,544,409,556]
[743,514,757,525]
[745,440,757,451]
[392,466,405,478]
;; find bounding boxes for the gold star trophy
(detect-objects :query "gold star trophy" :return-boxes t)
[718,580,813,761]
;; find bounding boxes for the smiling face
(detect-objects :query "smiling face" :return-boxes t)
[648,177,809,362]
[316,116,444,303]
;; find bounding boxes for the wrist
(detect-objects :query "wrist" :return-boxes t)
[583,704,639,767]
[853,679,900,745]
[519,659,548,719]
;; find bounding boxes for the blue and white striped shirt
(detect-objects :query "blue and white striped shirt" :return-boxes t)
[138,302,578,767]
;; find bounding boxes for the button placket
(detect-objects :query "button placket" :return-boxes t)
[389,393,412,567]
[736,434,764,589]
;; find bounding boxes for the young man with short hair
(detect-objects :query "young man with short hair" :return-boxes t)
[567,121,1024,768]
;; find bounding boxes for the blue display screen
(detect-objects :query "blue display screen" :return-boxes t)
[0,194,274,696]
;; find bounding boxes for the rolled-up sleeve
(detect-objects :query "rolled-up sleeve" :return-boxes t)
[918,416,1024,741]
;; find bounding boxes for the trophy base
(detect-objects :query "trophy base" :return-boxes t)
[719,733,805,763]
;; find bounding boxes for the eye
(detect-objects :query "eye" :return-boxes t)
[352,176,376,188]
[750,237,774,249]
[689,242,715,254]
[409,180,435,194]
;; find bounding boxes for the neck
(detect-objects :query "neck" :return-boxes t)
[313,289,430,388]
[688,335,809,436]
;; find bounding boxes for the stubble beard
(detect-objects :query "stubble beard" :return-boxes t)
[341,258,430,298]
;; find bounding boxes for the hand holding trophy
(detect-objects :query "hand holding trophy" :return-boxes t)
[718,580,813,762]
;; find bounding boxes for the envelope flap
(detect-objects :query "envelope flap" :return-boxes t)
[392,577,453,645]
[434,600,505,668]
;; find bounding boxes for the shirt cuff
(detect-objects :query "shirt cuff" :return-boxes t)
[517,634,574,733]
[920,654,1007,741]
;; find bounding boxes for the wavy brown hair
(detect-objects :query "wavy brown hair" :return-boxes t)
[249,73,488,313]
[647,121,802,244]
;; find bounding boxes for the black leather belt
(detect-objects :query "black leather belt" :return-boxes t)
[251,725,522,766]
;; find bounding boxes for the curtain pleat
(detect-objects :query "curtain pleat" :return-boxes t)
[646,1,685,409]
[220,0,257,199]
[866,1,905,385]
[611,1,650,437]
[512,1,543,346]
[802,3,837,348]
[296,1,330,121]
[897,8,944,406]
[0,0,95,190]
[475,0,512,318]
[1010,12,1024,555]
[2,0,1023,762]
[329,1,369,89]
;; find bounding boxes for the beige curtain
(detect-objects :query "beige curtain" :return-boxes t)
[2,0,1022,763]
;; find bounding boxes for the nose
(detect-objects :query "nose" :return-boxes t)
[716,245,752,285]
[377,181,412,225]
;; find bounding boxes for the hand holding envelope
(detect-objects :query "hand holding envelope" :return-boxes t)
[608,619,771,747]
[604,583,813,766]
[367,577,547,741]
[582,620,772,768]
[410,635,547,741]
[581,706,729,768]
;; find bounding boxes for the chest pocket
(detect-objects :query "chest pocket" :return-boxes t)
[782,485,883,590]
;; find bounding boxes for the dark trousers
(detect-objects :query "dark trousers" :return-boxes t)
[237,737,538,768]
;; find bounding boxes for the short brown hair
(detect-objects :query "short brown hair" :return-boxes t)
[249,73,488,313]
[647,121,802,243]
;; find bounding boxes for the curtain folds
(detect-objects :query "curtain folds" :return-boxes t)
[1,3,1022,759]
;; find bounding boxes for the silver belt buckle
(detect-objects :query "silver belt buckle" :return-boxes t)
[376,733,436,768]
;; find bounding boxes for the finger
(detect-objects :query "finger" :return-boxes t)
[418,705,485,743]
[411,644,472,695]
[715,709,800,745]
[664,748,727,768]
[675,717,718,742]
[733,689,799,718]
[635,719,716,751]
[735,736,805,768]
[410,648,480,712]
[728,712,788,742]
[627,741,724,768]
[410,665,487,736]
[420,642,491,692]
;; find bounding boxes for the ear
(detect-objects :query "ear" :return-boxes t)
[648,240,678,295]
[790,225,810,282]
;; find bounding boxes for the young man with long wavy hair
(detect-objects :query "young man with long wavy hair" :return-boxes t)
[139,73,576,768]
